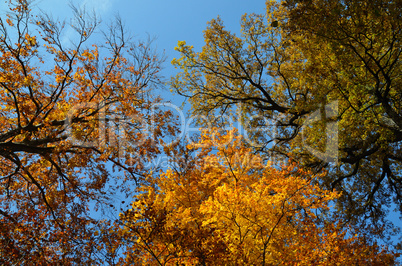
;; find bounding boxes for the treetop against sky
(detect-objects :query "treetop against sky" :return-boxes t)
[0,0,401,264]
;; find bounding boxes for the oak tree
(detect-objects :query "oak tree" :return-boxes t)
[0,1,174,264]
[171,0,402,230]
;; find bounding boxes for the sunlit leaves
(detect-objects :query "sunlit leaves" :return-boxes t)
[0,1,172,264]
[171,0,402,232]
[119,129,397,265]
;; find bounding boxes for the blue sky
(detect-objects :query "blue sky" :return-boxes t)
[18,0,267,102]
[1,0,267,84]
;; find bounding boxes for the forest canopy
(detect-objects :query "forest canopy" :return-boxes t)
[172,0,402,231]
[0,0,401,264]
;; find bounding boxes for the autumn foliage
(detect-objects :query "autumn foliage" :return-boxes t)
[0,1,173,264]
[0,0,400,265]
[172,0,402,229]
[118,129,396,265]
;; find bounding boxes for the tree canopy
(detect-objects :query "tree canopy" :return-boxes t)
[0,0,400,264]
[172,0,402,228]
[0,1,174,264]
[118,129,397,265]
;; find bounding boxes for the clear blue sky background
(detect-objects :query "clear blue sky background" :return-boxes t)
[14,0,267,102]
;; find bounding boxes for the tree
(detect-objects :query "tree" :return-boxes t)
[283,0,402,228]
[118,129,397,265]
[0,1,174,264]
[171,0,402,229]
